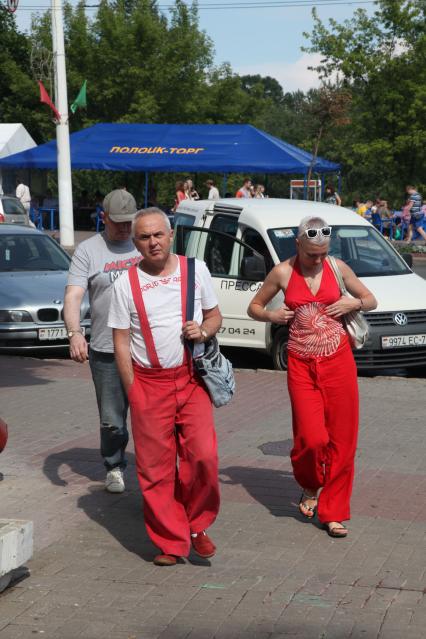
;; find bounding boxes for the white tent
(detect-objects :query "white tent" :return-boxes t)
[0,123,36,194]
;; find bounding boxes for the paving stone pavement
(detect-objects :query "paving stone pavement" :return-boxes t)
[0,355,425,639]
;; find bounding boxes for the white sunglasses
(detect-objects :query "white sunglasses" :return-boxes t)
[304,226,332,239]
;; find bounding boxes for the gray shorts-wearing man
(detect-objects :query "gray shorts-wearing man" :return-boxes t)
[64,189,141,493]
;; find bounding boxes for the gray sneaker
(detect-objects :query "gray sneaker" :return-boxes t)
[105,468,125,493]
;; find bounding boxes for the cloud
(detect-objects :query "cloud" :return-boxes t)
[235,53,324,93]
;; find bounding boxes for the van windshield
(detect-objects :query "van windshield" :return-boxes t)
[267,225,411,277]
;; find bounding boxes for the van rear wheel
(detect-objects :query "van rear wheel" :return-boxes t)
[272,328,289,371]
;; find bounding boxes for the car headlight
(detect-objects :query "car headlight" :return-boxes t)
[0,310,33,322]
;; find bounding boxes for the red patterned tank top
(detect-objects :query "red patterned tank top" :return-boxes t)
[284,257,347,359]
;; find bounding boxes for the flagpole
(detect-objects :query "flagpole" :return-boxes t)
[52,0,74,249]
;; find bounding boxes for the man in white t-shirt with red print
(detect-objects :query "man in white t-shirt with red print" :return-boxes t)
[108,208,222,566]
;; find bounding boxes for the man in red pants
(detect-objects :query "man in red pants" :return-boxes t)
[108,208,222,566]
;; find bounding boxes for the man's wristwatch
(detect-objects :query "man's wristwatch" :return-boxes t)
[200,328,208,342]
[67,329,83,339]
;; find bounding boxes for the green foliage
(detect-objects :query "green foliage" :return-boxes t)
[303,0,426,205]
[0,12,52,143]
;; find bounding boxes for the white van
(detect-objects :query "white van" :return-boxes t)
[174,198,426,370]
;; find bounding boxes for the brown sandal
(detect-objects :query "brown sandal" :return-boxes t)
[298,491,318,519]
[323,522,348,538]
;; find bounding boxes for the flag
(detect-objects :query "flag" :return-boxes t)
[38,81,60,122]
[70,80,87,114]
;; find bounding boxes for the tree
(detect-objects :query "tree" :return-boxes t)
[0,11,52,143]
[303,0,426,203]
[305,83,351,183]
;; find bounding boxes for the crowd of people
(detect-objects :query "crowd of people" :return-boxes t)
[172,176,267,210]
[352,185,426,242]
[63,188,377,565]
[15,175,426,244]
[322,182,426,243]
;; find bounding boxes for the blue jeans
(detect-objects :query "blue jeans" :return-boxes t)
[89,349,129,470]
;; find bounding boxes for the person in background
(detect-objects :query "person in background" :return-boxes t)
[90,190,104,229]
[64,189,140,494]
[185,178,200,201]
[248,216,377,538]
[172,181,187,212]
[236,178,252,198]
[254,184,266,198]
[375,198,392,236]
[324,185,342,206]
[363,199,374,222]
[354,199,367,217]
[15,178,31,220]
[206,179,220,200]
[405,185,426,243]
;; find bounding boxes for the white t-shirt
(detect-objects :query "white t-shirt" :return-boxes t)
[16,183,31,205]
[208,186,220,200]
[108,256,218,369]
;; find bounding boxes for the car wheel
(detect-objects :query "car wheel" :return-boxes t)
[272,327,289,371]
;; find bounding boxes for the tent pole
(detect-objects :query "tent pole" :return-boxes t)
[303,173,308,200]
[144,172,148,208]
[338,172,342,197]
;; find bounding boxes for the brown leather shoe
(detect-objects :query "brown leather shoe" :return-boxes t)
[191,531,216,558]
[153,553,178,566]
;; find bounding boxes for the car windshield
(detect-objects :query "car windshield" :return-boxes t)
[2,198,27,216]
[267,225,411,277]
[0,234,70,272]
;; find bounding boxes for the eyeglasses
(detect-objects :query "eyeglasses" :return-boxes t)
[304,227,331,239]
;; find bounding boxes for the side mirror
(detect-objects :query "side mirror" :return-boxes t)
[402,253,413,268]
[241,254,266,281]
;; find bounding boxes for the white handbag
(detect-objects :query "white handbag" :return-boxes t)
[328,256,369,349]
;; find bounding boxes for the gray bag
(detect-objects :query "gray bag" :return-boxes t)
[328,256,369,349]
[186,257,235,407]
[192,336,236,408]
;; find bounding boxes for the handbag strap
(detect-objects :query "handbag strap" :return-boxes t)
[178,254,189,324]
[184,256,196,356]
[328,256,348,296]
[128,265,161,368]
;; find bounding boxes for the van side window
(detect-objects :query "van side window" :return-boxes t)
[205,215,238,275]
[241,228,274,274]
[173,214,196,252]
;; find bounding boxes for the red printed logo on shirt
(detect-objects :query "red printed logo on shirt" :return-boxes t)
[104,256,141,283]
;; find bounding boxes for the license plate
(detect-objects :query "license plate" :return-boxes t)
[381,334,426,349]
[38,327,85,341]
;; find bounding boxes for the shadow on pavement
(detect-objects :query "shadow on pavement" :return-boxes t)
[42,447,207,564]
[0,354,72,388]
[42,446,123,486]
[219,465,302,519]
[43,446,157,561]
[77,487,156,563]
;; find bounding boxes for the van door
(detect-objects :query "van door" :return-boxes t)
[175,226,268,349]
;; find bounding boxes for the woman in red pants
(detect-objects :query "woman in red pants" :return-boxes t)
[248,216,377,537]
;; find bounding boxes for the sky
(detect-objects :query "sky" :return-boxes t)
[14,0,376,93]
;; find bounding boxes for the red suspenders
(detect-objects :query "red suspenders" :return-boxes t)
[128,255,189,369]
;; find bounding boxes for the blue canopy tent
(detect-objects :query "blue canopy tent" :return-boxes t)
[0,123,340,204]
